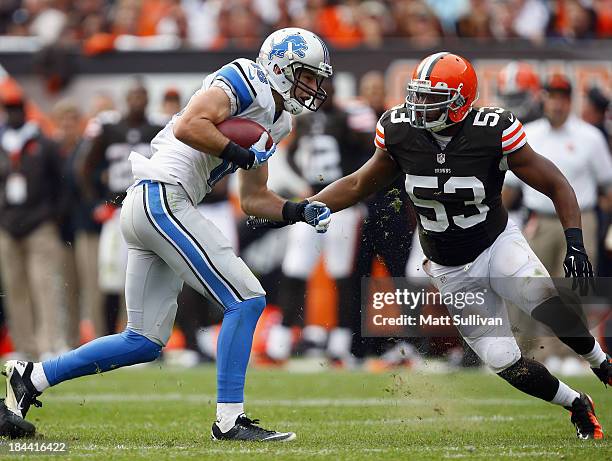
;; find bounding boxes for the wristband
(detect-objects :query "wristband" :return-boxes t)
[282,200,308,222]
[564,227,584,247]
[219,141,254,169]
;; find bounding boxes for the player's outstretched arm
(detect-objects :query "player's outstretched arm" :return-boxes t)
[238,165,287,220]
[507,143,581,230]
[309,148,401,212]
[240,166,332,233]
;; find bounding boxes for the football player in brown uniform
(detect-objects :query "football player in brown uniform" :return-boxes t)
[254,52,610,439]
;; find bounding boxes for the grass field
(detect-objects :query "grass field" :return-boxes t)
[1,363,610,460]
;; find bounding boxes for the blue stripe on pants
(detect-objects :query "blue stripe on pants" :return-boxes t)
[145,182,239,307]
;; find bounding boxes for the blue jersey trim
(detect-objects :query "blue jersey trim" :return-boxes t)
[216,65,255,113]
[146,182,239,307]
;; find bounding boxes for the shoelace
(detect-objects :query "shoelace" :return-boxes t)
[237,416,275,435]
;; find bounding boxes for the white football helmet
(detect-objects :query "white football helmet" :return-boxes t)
[257,28,333,115]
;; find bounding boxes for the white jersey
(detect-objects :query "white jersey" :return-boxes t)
[129,58,292,204]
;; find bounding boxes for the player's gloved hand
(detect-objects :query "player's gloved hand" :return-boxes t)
[248,132,276,169]
[282,199,332,233]
[563,228,595,296]
[219,132,276,170]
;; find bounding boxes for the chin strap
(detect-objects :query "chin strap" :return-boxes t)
[428,118,456,133]
[284,98,303,115]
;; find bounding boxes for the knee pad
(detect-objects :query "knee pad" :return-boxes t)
[122,329,162,363]
[476,337,521,373]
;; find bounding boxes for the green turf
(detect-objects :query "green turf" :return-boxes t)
[1,363,610,460]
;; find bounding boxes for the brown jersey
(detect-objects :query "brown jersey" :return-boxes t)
[376,105,527,266]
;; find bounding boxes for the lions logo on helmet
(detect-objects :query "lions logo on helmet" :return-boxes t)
[257,28,332,115]
[268,35,309,60]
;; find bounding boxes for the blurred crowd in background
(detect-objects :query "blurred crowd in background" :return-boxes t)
[1,0,612,54]
[0,53,610,372]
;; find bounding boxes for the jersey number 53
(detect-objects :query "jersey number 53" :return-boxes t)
[405,175,489,232]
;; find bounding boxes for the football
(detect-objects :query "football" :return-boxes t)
[216,117,273,149]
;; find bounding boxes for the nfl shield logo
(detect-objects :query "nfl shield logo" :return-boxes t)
[437,153,446,164]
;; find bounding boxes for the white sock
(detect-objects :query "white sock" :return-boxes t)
[30,362,50,392]
[266,325,292,361]
[302,325,327,347]
[327,328,352,359]
[582,341,607,368]
[216,402,244,433]
[551,380,580,407]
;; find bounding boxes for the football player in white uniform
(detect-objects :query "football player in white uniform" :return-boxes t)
[1,28,333,442]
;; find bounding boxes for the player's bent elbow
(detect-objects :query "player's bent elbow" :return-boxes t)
[172,116,191,144]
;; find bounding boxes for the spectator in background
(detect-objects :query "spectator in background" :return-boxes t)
[71,91,119,338]
[317,0,364,48]
[581,86,612,279]
[81,80,161,336]
[111,0,141,36]
[183,0,222,49]
[582,86,610,145]
[151,87,181,125]
[53,99,105,346]
[502,74,612,370]
[489,0,520,40]
[548,0,597,41]
[0,89,65,360]
[426,0,468,34]
[213,3,262,49]
[497,61,542,227]
[594,0,612,37]
[28,0,69,45]
[52,99,81,349]
[359,70,386,119]
[503,74,612,276]
[154,0,188,40]
[88,91,117,121]
[511,0,549,42]
[357,1,389,48]
[394,0,443,48]
[497,61,543,124]
[456,0,494,39]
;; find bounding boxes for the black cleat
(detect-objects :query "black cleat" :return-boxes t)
[0,399,36,438]
[211,414,296,442]
[566,393,604,440]
[2,361,42,418]
[591,354,612,387]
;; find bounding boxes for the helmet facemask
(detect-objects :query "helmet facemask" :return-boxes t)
[405,80,466,132]
[287,63,330,112]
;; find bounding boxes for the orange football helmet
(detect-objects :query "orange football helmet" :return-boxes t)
[497,61,540,96]
[405,52,478,131]
[497,61,541,122]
